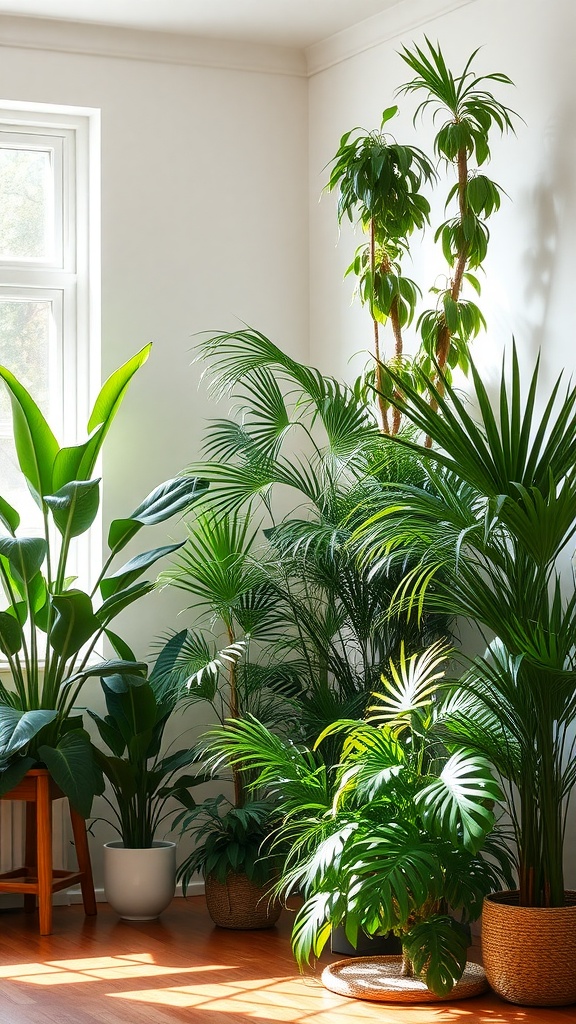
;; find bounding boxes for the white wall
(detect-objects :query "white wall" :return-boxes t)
[0,21,309,887]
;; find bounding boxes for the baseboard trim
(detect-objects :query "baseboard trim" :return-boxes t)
[68,879,206,904]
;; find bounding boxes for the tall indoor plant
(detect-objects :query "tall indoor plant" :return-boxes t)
[354,347,576,1004]
[325,39,515,434]
[0,346,208,816]
[154,511,292,928]
[154,333,450,925]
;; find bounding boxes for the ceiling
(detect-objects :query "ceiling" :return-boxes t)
[0,0,404,49]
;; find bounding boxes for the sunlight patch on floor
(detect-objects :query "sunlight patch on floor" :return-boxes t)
[0,953,237,987]
[107,975,497,1022]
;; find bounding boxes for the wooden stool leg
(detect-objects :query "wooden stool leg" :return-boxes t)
[36,774,53,936]
[70,808,97,917]
[24,803,37,913]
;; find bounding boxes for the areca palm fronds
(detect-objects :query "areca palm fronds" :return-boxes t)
[158,332,450,749]
[201,641,510,997]
[354,345,576,907]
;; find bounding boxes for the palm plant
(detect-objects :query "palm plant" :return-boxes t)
[163,328,450,742]
[353,346,576,908]
[153,509,296,890]
[202,642,510,996]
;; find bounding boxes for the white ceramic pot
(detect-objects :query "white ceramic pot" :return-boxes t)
[103,841,176,921]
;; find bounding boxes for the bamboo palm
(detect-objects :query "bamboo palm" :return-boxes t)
[354,345,576,906]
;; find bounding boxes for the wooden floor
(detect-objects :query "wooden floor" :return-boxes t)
[0,898,572,1024]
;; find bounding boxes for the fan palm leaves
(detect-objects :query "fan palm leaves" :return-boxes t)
[201,639,509,997]
[353,346,576,906]
[159,331,450,746]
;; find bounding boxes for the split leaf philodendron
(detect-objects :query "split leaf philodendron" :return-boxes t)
[0,345,208,816]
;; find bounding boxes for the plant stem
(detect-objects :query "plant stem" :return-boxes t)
[226,624,245,809]
[370,219,390,434]
[425,143,469,448]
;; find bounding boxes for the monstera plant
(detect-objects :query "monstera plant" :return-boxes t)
[0,345,208,815]
[204,643,512,995]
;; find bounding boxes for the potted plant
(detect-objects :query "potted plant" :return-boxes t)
[154,511,294,929]
[89,671,199,920]
[0,346,208,817]
[354,348,576,1005]
[204,642,511,1000]
[172,791,282,929]
[154,337,450,928]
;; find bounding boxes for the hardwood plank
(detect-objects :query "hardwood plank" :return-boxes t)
[0,898,573,1024]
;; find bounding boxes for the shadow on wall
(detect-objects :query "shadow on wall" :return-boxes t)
[521,99,576,380]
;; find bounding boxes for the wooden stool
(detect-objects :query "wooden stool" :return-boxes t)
[0,768,97,935]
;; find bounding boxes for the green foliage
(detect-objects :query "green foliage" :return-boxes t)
[156,331,450,754]
[202,641,511,996]
[173,794,282,889]
[325,38,516,429]
[354,347,576,906]
[0,349,209,814]
[89,672,199,848]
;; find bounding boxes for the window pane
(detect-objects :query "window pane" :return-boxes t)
[0,299,52,533]
[0,147,53,260]
[0,298,51,426]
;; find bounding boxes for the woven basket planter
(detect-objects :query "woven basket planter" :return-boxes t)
[205,872,281,930]
[321,956,487,1003]
[482,890,576,1006]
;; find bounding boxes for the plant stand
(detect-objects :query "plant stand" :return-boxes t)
[0,769,96,935]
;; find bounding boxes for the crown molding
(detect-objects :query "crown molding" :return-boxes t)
[306,0,478,76]
[0,14,307,77]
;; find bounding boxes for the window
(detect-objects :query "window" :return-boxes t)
[0,103,100,566]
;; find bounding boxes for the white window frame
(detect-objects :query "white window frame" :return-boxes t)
[0,101,101,586]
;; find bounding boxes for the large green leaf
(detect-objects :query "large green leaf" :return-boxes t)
[0,756,36,795]
[64,658,147,689]
[102,674,157,734]
[0,366,59,505]
[87,707,124,755]
[0,536,47,585]
[0,707,58,758]
[49,590,100,657]
[44,479,101,538]
[99,542,183,600]
[415,750,502,854]
[0,495,20,535]
[402,914,469,996]
[96,581,154,624]
[92,748,138,797]
[107,476,209,554]
[39,730,104,817]
[0,611,23,655]
[51,344,152,490]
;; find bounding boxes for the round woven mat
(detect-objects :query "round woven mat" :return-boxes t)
[321,956,488,1003]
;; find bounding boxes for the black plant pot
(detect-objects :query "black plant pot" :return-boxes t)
[330,923,402,956]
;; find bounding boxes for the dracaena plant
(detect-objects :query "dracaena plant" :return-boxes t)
[202,642,512,996]
[326,39,516,434]
[0,345,208,815]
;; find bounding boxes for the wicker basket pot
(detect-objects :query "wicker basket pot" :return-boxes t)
[205,872,281,930]
[482,890,576,1006]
